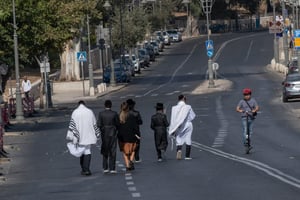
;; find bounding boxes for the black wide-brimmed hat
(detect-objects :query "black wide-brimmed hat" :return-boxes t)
[155,103,164,110]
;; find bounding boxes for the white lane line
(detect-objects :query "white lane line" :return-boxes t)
[142,43,199,96]
[244,40,253,63]
[132,193,141,198]
[128,187,137,192]
[213,32,266,62]
[121,166,142,198]
[192,141,300,189]
[212,96,229,148]
[126,181,134,185]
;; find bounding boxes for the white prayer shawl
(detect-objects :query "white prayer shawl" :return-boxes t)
[169,101,196,146]
[66,104,100,146]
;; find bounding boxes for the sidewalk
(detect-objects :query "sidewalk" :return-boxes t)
[34,69,127,109]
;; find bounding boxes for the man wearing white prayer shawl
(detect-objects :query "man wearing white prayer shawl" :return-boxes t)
[168,95,195,160]
[67,100,100,176]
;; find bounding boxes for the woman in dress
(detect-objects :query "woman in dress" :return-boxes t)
[118,102,139,171]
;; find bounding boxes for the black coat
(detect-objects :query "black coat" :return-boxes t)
[97,109,120,155]
[118,112,139,143]
[129,109,143,136]
[151,112,169,150]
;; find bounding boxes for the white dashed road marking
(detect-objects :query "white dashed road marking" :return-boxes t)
[212,96,229,148]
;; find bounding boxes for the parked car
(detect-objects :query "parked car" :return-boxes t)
[210,24,226,33]
[115,57,135,77]
[144,44,156,61]
[156,38,164,52]
[155,31,170,45]
[287,59,299,75]
[124,54,141,73]
[150,41,160,55]
[138,48,150,67]
[282,73,300,102]
[162,31,171,45]
[103,63,131,83]
[166,30,182,42]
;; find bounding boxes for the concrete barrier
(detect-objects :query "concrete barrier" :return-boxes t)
[97,83,107,93]
[270,59,288,75]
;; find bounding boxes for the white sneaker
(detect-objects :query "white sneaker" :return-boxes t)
[158,158,163,162]
[185,157,192,160]
[103,169,109,173]
[110,170,117,174]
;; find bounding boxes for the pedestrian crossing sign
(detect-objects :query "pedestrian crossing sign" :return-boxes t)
[205,40,214,50]
[76,51,87,62]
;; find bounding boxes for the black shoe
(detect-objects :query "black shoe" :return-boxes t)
[129,161,135,170]
[126,167,131,172]
[0,151,8,158]
[81,171,92,176]
[2,149,9,155]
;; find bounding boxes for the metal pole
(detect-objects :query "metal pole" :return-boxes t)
[109,14,116,87]
[43,58,48,110]
[81,62,85,96]
[203,0,214,88]
[12,0,24,120]
[87,1,94,96]
[296,5,299,29]
[282,1,289,65]
[273,1,279,63]
[97,25,103,74]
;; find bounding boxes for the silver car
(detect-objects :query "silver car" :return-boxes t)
[167,30,182,42]
[282,73,300,102]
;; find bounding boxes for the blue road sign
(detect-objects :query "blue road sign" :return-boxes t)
[76,51,87,62]
[294,30,300,37]
[207,49,214,58]
[205,40,214,50]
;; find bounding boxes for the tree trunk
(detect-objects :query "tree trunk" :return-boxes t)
[59,39,80,81]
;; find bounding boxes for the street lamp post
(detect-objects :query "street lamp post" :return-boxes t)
[104,0,116,87]
[281,0,289,65]
[200,0,215,88]
[87,0,95,96]
[12,0,24,120]
[271,0,279,63]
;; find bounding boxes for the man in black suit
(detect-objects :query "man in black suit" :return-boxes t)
[126,99,143,163]
[97,100,120,173]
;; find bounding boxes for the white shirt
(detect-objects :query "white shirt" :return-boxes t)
[22,80,31,93]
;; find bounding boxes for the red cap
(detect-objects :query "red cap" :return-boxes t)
[243,88,252,95]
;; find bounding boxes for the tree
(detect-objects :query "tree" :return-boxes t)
[0,0,103,82]
[110,5,148,53]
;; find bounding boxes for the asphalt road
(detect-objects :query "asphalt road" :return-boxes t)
[1,32,300,200]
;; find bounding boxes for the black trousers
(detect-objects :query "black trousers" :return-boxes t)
[80,154,91,173]
[101,136,117,170]
[134,139,140,161]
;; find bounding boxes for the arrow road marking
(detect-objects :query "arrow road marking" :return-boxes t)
[192,141,300,189]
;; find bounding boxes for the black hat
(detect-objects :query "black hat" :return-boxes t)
[155,103,164,110]
[126,99,136,106]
